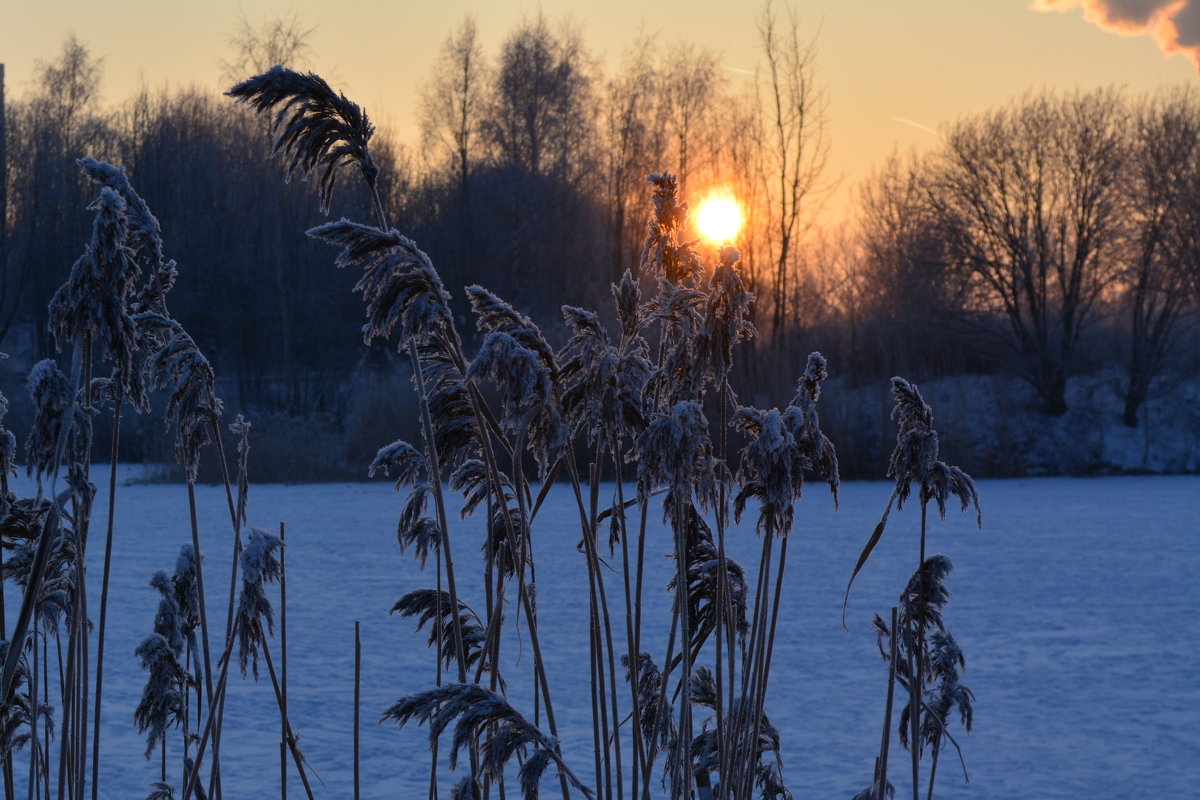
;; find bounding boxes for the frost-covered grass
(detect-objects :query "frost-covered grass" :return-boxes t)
[5,64,1195,800]
[4,468,1195,799]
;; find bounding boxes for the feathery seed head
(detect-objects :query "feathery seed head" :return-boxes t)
[887,376,979,523]
[888,377,938,502]
[381,684,590,797]
[77,159,168,298]
[230,414,252,526]
[613,269,643,341]
[696,246,756,387]
[369,439,427,489]
[235,528,284,678]
[640,172,702,284]
[227,66,378,212]
[467,328,566,477]
[391,589,489,675]
[150,569,184,655]
[133,633,185,759]
[151,330,222,483]
[635,401,715,510]
[559,304,650,445]
[309,220,454,347]
[49,187,142,395]
[172,544,201,635]
[24,360,71,480]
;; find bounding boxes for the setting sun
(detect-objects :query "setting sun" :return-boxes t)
[696,192,742,243]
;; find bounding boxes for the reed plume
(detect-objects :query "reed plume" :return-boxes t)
[640,172,701,285]
[235,529,284,679]
[391,590,489,676]
[308,220,455,348]
[844,378,980,620]
[0,355,15,513]
[133,633,184,759]
[0,641,53,758]
[621,653,676,770]
[150,329,223,483]
[76,158,168,286]
[48,186,141,395]
[230,415,252,527]
[558,305,650,447]
[24,360,72,483]
[226,65,379,212]
[465,286,565,477]
[382,684,591,800]
[146,782,176,800]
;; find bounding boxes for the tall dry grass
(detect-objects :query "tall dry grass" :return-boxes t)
[0,65,985,800]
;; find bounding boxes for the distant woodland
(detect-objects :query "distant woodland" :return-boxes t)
[2,12,1199,478]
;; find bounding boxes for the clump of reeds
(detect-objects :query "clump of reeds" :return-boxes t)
[0,58,1000,800]
[849,379,980,800]
[0,155,325,800]
[223,63,993,800]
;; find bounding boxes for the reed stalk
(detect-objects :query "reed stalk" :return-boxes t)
[911,502,928,800]
[89,390,123,800]
[280,522,288,800]
[354,619,361,800]
[877,606,898,800]
[185,482,220,800]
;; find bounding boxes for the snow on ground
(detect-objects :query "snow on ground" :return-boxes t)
[4,468,1198,799]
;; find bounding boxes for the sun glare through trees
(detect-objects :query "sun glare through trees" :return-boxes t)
[696,190,743,243]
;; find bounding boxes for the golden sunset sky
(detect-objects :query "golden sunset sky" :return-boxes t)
[3,0,1197,222]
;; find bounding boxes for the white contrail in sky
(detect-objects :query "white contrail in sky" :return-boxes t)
[892,116,941,139]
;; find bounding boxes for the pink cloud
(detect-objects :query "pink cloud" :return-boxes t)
[1033,0,1200,68]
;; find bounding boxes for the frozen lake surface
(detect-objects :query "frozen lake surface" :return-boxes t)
[5,469,1198,799]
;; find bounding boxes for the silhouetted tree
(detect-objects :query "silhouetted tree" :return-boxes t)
[219,10,314,83]
[663,43,721,200]
[851,154,968,380]
[930,89,1126,416]
[757,0,830,340]
[601,37,668,284]
[420,15,486,204]
[1119,89,1200,426]
[482,14,594,181]
[4,35,113,353]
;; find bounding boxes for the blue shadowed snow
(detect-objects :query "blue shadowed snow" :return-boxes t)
[4,469,1197,799]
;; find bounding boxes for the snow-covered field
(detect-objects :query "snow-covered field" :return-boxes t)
[5,469,1197,799]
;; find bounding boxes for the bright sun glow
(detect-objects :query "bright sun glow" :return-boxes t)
[696,192,742,242]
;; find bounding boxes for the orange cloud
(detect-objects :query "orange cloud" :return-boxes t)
[1033,0,1200,68]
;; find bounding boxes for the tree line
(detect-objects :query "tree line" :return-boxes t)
[1,12,1198,477]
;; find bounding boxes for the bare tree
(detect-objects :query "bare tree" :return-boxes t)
[930,89,1127,416]
[36,34,104,150]
[1120,89,1200,426]
[481,13,594,181]
[420,15,486,202]
[851,154,969,380]
[601,37,667,281]
[4,35,110,352]
[220,11,314,83]
[662,44,721,199]
[724,89,768,301]
[0,62,8,342]
[1173,162,1200,306]
[757,0,830,339]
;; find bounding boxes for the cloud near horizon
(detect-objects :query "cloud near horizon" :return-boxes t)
[1033,0,1200,69]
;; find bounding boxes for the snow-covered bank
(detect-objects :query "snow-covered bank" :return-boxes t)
[821,371,1200,478]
